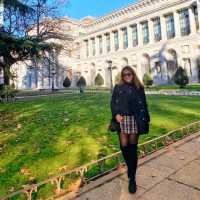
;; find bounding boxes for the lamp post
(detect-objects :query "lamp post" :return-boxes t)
[107,60,113,93]
[51,67,56,91]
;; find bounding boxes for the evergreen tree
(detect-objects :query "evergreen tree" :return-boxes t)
[77,76,86,93]
[63,76,71,88]
[77,76,86,87]
[174,67,189,88]
[143,73,153,88]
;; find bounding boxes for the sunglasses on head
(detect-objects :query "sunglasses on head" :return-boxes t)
[122,72,132,77]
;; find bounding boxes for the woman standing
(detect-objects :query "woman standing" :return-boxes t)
[110,66,150,194]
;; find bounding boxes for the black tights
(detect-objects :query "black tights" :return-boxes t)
[118,133,139,180]
[118,132,139,147]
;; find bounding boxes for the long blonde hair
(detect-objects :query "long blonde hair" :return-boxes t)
[119,66,144,89]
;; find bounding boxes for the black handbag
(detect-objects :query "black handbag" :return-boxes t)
[136,118,149,134]
[108,117,121,133]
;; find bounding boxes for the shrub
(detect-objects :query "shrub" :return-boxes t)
[0,85,18,102]
[174,67,189,88]
[143,73,153,88]
[63,76,71,88]
[95,73,104,86]
[77,76,86,87]
[77,76,86,94]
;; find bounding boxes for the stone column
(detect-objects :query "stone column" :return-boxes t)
[79,41,84,59]
[160,15,167,41]
[88,38,92,57]
[138,23,143,47]
[110,31,115,52]
[128,26,133,49]
[188,6,197,34]
[84,40,89,58]
[137,56,144,81]
[149,19,154,44]
[174,11,181,38]
[97,36,100,55]
[95,36,99,56]
[118,28,123,50]
[102,34,106,55]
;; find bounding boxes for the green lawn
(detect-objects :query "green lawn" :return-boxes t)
[0,94,200,197]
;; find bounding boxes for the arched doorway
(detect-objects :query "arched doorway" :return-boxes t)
[25,65,38,89]
[141,53,151,75]
[165,49,178,82]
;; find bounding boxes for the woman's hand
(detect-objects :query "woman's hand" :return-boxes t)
[115,114,124,123]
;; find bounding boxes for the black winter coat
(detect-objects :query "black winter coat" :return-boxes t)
[110,83,150,135]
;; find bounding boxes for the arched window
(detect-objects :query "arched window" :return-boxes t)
[142,54,151,74]
[165,49,178,81]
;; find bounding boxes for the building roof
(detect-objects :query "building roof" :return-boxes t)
[82,0,164,27]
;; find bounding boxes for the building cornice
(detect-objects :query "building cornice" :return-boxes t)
[81,0,191,37]
[83,0,156,28]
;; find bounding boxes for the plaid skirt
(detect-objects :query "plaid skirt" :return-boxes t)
[119,115,138,134]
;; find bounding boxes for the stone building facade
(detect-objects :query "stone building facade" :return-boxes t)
[4,0,200,89]
[76,0,200,87]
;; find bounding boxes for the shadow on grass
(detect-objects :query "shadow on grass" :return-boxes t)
[0,94,200,197]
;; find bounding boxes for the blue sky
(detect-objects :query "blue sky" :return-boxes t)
[65,0,138,19]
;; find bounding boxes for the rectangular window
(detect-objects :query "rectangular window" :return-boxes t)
[153,17,162,42]
[85,40,89,57]
[114,31,119,51]
[91,38,95,56]
[106,33,111,52]
[122,28,128,49]
[166,14,175,39]
[179,9,190,36]
[99,36,103,54]
[132,25,138,47]
[142,21,149,44]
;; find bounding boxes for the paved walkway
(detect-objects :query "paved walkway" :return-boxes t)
[14,89,200,100]
[60,132,200,200]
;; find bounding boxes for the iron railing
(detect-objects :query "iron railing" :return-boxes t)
[1,120,200,200]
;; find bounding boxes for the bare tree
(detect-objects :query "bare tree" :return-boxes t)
[27,0,70,38]
[0,0,69,85]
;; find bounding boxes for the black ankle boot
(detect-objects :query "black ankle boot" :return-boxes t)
[127,144,138,193]
[129,178,137,193]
